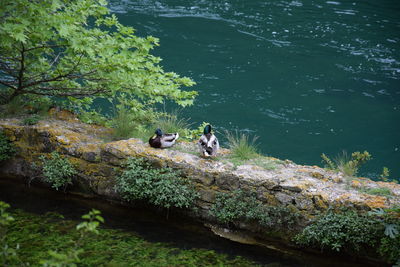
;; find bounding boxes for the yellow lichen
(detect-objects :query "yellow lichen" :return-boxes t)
[364,195,388,209]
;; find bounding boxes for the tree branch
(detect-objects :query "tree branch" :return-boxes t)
[21,54,85,89]
[17,43,25,90]
[0,80,16,90]
[25,44,66,52]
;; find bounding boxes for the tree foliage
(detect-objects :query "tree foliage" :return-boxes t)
[0,0,196,112]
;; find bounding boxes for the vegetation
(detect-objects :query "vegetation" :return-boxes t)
[0,0,196,117]
[226,131,260,161]
[0,131,15,162]
[0,201,25,266]
[210,189,298,229]
[22,114,41,125]
[295,208,400,264]
[4,207,260,266]
[321,151,371,177]
[115,157,199,209]
[39,151,77,191]
[40,209,104,266]
[362,187,392,197]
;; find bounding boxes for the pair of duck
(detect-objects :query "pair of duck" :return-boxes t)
[149,125,219,157]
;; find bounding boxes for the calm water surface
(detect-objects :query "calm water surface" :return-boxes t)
[109,0,400,178]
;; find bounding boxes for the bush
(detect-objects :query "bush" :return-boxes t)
[115,157,199,209]
[22,115,41,125]
[370,208,400,263]
[0,132,15,162]
[210,190,298,229]
[295,208,400,263]
[294,210,380,252]
[39,152,77,190]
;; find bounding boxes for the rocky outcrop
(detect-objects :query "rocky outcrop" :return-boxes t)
[1,116,399,237]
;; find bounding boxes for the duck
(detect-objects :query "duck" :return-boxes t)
[149,128,179,148]
[198,124,219,157]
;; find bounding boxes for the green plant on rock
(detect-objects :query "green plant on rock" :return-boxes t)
[294,209,380,252]
[381,167,390,182]
[0,132,15,162]
[0,0,196,117]
[321,151,371,177]
[377,167,398,184]
[22,114,41,125]
[226,131,260,161]
[295,207,400,264]
[39,151,77,191]
[210,190,298,229]
[115,157,199,209]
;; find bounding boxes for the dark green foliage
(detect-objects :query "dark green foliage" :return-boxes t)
[0,132,15,162]
[294,210,380,252]
[295,208,400,264]
[22,114,41,125]
[369,207,400,263]
[210,190,298,228]
[378,235,400,263]
[116,157,199,209]
[6,209,259,266]
[39,151,77,190]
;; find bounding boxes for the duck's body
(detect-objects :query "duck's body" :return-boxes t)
[149,129,179,148]
[198,125,219,157]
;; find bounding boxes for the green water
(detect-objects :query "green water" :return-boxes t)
[109,0,400,178]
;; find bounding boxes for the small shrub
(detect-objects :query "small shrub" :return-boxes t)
[22,114,41,125]
[294,209,381,252]
[226,131,260,161]
[381,167,390,182]
[321,151,371,177]
[115,157,199,209]
[39,152,77,191]
[0,132,15,162]
[210,190,298,228]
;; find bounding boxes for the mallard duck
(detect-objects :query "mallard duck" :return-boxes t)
[198,124,219,157]
[149,129,179,148]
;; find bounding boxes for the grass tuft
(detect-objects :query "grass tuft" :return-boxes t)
[226,131,260,161]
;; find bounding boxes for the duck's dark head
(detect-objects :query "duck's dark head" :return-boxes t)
[203,124,212,135]
[155,128,163,136]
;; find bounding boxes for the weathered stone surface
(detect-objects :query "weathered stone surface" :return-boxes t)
[1,117,400,236]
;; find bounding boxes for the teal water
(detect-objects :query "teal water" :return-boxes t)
[110,0,400,179]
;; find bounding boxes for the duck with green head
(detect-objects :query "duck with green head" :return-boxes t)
[198,124,219,157]
[149,129,179,148]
